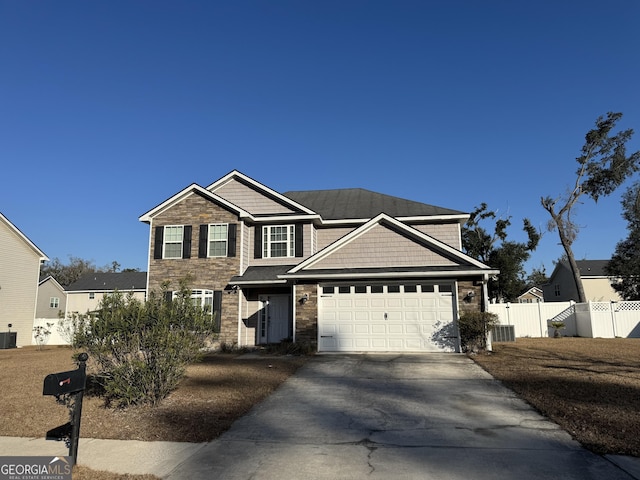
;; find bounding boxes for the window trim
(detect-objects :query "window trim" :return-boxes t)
[262,224,295,258]
[163,225,184,259]
[207,223,229,257]
[49,297,60,308]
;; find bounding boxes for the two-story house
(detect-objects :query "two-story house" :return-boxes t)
[0,212,49,347]
[66,271,148,315]
[139,171,498,353]
[542,259,622,302]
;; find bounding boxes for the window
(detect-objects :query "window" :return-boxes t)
[554,284,561,297]
[263,225,295,258]
[208,224,228,257]
[189,289,214,314]
[89,293,95,300]
[163,225,184,259]
[49,297,59,308]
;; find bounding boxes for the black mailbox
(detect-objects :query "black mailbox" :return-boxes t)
[43,368,86,396]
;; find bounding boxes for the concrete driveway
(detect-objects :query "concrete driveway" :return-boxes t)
[166,354,636,480]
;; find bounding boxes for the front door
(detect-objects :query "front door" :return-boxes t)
[259,295,291,343]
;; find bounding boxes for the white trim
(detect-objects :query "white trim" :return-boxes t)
[139,185,251,222]
[284,270,498,280]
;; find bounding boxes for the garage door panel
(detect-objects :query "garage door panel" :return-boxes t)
[318,285,459,353]
[371,324,386,334]
[388,324,403,334]
[354,324,369,334]
[387,298,402,307]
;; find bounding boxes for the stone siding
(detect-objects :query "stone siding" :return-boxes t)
[457,280,483,314]
[295,283,318,347]
[147,193,241,343]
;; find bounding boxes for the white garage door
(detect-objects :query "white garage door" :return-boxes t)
[318,283,459,352]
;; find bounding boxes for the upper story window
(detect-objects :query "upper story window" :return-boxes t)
[49,297,59,308]
[164,225,184,259]
[89,293,95,300]
[263,225,295,258]
[154,225,193,260]
[554,284,561,297]
[208,224,228,257]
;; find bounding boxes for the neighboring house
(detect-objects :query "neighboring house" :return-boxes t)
[66,271,147,315]
[36,276,67,319]
[139,170,498,353]
[517,286,544,303]
[0,212,49,347]
[542,260,622,302]
[33,276,68,345]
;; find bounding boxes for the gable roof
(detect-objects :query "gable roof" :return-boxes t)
[283,188,466,221]
[207,170,317,216]
[39,275,65,292]
[285,213,496,279]
[138,184,252,223]
[66,272,147,292]
[0,212,49,261]
[517,286,544,300]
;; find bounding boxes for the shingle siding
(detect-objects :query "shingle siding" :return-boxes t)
[211,178,297,215]
[310,224,457,269]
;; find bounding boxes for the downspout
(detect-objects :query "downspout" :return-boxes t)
[483,274,493,352]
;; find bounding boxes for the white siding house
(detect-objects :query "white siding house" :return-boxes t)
[0,213,49,347]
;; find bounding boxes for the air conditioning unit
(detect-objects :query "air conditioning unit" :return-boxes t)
[491,325,515,342]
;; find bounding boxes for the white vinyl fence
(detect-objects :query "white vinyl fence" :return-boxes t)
[33,318,68,346]
[487,301,640,339]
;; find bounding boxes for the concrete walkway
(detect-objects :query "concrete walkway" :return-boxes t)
[2,354,640,479]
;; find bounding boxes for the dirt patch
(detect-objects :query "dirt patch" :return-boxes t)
[471,337,640,457]
[0,346,309,480]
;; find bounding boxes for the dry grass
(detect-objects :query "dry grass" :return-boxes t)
[471,337,640,457]
[0,346,308,479]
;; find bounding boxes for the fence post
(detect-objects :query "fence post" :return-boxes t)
[537,300,543,337]
[610,301,618,338]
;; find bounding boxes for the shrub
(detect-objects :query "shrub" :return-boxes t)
[458,310,499,352]
[64,282,218,407]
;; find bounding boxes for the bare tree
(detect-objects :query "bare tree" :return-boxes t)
[541,112,640,302]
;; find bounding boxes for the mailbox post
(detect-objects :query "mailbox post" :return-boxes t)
[43,352,89,464]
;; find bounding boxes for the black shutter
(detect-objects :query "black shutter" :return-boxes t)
[227,224,237,257]
[199,225,208,258]
[154,226,164,259]
[182,226,192,259]
[164,291,173,303]
[295,223,304,257]
[213,290,223,333]
[254,226,262,258]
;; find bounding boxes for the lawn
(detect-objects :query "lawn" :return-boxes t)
[471,337,640,457]
[0,346,308,479]
[4,338,639,479]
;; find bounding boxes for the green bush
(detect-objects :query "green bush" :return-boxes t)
[458,310,499,352]
[65,282,218,407]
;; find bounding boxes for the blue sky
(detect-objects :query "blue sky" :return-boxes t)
[1,1,639,276]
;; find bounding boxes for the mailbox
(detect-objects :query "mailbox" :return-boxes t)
[43,368,86,396]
